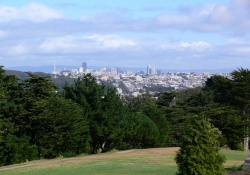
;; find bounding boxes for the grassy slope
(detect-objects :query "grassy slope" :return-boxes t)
[0,148,248,175]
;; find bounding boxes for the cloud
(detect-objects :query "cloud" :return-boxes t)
[142,7,167,12]
[39,36,77,53]
[155,1,250,35]
[53,3,78,8]
[231,0,250,8]
[0,1,250,35]
[7,44,29,56]
[83,34,136,48]
[0,1,250,70]
[0,30,8,38]
[0,2,63,22]
[73,0,250,35]
[157,41,212,52]
[2,1,249,37]
[38,34,137,55]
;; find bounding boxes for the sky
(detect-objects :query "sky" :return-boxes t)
[1,0,250,71]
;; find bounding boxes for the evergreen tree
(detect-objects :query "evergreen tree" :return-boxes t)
[64,74,127,153]
[38,94,90,158]
[18,73,57,157]
[175,117,225,175]
[0,66,35,165]
[231,68,250,151]
[120,112,159,149]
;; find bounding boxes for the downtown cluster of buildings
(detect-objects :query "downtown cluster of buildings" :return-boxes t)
[52,62,231,97]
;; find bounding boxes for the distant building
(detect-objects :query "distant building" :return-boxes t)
[52,62,60,78]
[117,68,124,74]
[147,65,156,75]
[147,65,151,75]
[82,62,87,72]
[157,70,161,76]
[203,72,210,77]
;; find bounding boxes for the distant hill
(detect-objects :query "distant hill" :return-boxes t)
[5,70,74,90]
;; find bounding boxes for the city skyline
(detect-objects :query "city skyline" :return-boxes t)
[1,0,250,70]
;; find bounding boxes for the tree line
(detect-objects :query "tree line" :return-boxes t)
[0,65,250,166]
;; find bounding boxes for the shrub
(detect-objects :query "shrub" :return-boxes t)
[175,117,226,175]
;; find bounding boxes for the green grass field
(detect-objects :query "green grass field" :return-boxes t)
[0,148,248,175]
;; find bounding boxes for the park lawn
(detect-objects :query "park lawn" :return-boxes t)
[0,147,248,175]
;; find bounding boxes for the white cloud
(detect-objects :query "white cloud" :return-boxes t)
[231,0,250,8]
[39,36,77,52]
[0,30,8,38]
[83,34,137,48]
[39,34,137,54]
[0,2,63,22]
[234,46,250,54]
[1,0,250,70]
[158,41,212,52]
[156,15,191,26]
[7,44,29,56]
[155,1,250,35]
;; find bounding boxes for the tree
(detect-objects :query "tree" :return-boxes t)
[119,112,159,149]
[205,106,244,150]
[175,117,225,175]
[17,73,57,157]
[38,94,90,158]
[231,68,250,151]
[99,87,127,152]
[142,103,169,147]
[64,74,127,153]
[0,66,36,165]
[205,69,250,151]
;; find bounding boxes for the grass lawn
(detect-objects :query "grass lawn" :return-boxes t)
[0,148,248,175]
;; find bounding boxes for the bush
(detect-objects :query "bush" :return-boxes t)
[175,117,226,175]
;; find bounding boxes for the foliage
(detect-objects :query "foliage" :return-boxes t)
[63,74,128,153]
[37,94,90,158]
[2,65,250,166]
[175,117,226,175]
[226,165,246,172]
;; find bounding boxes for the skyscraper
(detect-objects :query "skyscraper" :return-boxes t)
[147,65,156,75]
[147,65,151,75]
[82,62,87,72]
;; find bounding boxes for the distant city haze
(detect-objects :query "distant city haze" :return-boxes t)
[49,61,231,97]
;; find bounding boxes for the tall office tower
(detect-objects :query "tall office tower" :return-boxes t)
[82,62,87,72]
[147,65,151,75]
[117,68,123,74]
[157,70,162,76]
[52,61,58,78]
[106,67,112,73]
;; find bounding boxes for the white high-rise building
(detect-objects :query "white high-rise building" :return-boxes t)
[52,61,59,78]
[147,65,156,75]
[82,62,87,72]
[147,65,151,75]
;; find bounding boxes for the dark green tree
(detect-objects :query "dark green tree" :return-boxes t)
[38,94,90,158]
[17,73,57,157]
[0,66,36,165]
[231,68,250,151]
[64,74,127,153]
[99,87,127,152]
[125,93,169,147]
[120,112,159,149]
[205,106,244,150]
[205,70,250,150]
[142,103,169,147]
[175,117,225,175]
